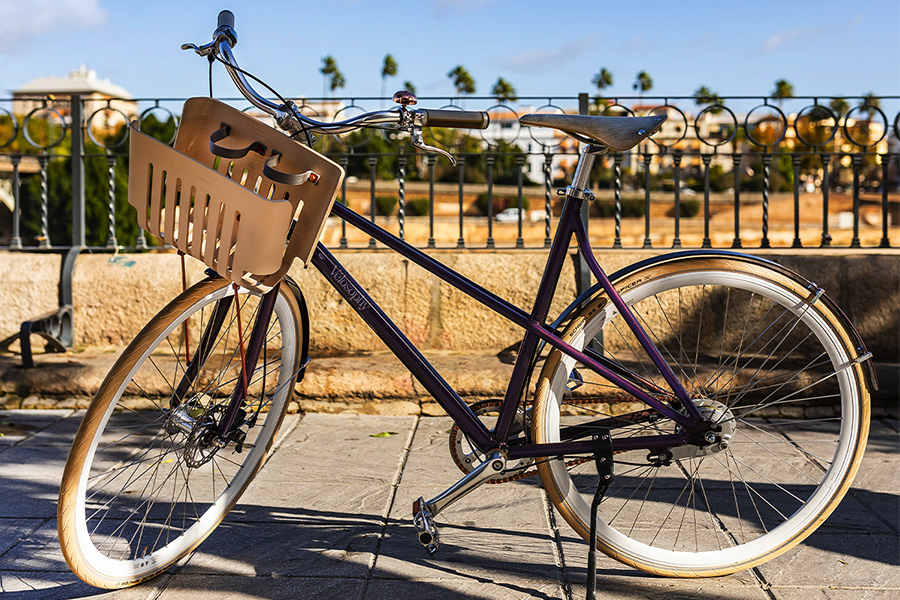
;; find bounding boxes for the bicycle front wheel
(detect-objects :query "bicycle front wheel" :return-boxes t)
[59,277,302,588]
[532,256,870,577]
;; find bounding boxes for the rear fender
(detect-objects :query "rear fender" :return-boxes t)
[555,250,877,391]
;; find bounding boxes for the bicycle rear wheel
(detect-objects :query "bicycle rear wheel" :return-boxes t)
[532,256,870,577]
[59,277,302,588]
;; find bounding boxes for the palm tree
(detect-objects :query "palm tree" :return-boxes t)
[447,65,476,98]
[490,77,517,103]
[320,56,345,97]
[862,91,881,115]
[591,67,613,112]
[381,54,398,101]
[771,79,794,107]
[633,71,653,106]
[857,92,882,144]
[402,80,417,96]
[693,85,723,114]
[829,97,849,119]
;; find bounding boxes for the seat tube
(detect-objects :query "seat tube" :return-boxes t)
[493,145,601,441]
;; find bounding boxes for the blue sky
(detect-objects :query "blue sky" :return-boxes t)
[1,0,897,104]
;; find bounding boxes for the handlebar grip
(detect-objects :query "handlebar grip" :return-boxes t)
[217,10,235,29]
[420,109,490,130]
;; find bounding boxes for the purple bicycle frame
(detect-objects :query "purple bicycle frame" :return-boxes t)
[310,193,698,460]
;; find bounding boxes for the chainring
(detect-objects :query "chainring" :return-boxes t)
[448,400,535,483]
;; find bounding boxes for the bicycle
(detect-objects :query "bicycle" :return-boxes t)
[57,11,874,596]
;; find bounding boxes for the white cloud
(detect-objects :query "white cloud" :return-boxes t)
[0,0,107,54]
[501,36,595,73]
[758,26,824,53]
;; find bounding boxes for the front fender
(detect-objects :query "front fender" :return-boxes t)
[281,274,311,383]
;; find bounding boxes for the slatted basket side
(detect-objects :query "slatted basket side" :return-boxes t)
[127,97,344,293]
[129,124,295,288]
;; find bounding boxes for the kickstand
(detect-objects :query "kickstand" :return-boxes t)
[586,429,613,600]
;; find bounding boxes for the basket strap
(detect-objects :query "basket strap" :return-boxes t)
[209,123,267,159]
[264,152,320,186]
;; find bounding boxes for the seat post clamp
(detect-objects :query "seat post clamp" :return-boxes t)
[557,186,595,202]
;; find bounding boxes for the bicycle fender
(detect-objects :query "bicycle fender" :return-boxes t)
[282,274,311,383]
[558,250,877,391]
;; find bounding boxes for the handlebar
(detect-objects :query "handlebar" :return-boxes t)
[184,10,489,145]
[217,9,234,29]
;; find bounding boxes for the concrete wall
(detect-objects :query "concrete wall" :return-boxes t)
[0,249,897,360]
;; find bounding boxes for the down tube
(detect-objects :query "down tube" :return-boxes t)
[310,243,493,449]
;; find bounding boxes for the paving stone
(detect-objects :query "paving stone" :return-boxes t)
[0,572,149,599]
[569,577,772,600]
[178,519,377,579]
[374,521,561,585]
[556,532,762,589]
[363,577,564,600]
[756,531,900,589]
[158,575,363,599]
[0,519,47,557]
[0,446,67,518]
[768,587,900,599]
[260,413,416,485]
[0,410,74,447]
[0,520,69,573]
[236,481,393,524]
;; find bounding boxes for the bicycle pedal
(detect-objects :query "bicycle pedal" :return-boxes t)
[412,497,440,555]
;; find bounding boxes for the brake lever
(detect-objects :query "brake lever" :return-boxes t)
[393,93,457,166]
[182,41,213,56]
[409,126,456,166]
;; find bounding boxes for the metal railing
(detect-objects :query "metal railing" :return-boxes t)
[1,93,898,253]
[1,92,898,364]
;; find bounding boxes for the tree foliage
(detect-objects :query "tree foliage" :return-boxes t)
[633,71,653,94]
[447,65,476,96]
[320,55,345,94]
[490,77,517,102]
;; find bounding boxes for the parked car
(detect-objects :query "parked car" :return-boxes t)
[494,207,524,222]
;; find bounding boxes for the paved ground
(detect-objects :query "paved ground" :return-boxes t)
[0,409,897,599]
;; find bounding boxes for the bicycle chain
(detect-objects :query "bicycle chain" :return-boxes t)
[448,399,608,484]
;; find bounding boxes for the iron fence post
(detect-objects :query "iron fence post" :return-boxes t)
[642,152,652,248]
[792,153,802,248]
[9,155,22,249]
[851,153,862,248]
[820,153,832,247]
[486,154,495,248]
[457,156,466,248]
[731,153,742,248]
[880,154,890,248]
[427,155,436,248]
[515,154,525,248]
[672,151,682,248]
[105,152,118,249]
[761,152,772,248]
[398,155,406,241]
[368,156,378,248]
[543,152,552,247]
[702,154,712,248]
[339,156,349,248]
[71,94,85,249]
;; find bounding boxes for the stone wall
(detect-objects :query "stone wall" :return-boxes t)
[0,249,897,360]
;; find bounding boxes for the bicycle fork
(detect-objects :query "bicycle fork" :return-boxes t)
[166,279,282,448]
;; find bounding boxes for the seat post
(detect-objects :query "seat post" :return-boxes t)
[570,144,605,191]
